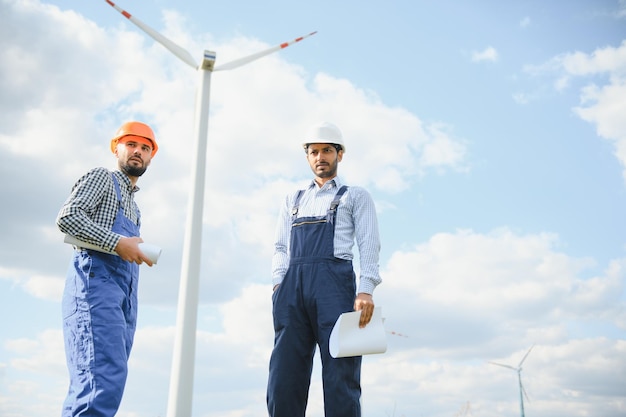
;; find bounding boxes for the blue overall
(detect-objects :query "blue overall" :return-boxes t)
[61,175,140,417]
[267,185,362,417]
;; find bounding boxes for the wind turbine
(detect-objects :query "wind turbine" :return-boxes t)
[453,401,472,417]
[489,345,534,417]
[103,2,316,417]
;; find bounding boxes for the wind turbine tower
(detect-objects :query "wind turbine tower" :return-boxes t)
[489,345,534,417]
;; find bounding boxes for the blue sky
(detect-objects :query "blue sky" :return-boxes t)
[1,0,625,416]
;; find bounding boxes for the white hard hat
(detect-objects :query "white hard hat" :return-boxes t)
[302,121,346,152]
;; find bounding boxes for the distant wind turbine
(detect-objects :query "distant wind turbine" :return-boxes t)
[489,345,534,417]
[453,400,472,417]
[103,2,316,417]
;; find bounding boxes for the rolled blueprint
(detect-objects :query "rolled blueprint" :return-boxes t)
[329,307,387,358]
[63,234,162,264]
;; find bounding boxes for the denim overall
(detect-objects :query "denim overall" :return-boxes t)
[61,174,140,417]
[268,185,362,417]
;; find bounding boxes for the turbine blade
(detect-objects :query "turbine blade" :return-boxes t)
[104,0,198,69]
[518,344,534,367]
[214,31,317,71]
[489,361,517,371]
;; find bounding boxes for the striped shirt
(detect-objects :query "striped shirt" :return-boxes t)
[56,167,141,252]
[272,177,382,295]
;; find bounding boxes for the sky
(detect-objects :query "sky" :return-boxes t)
[1,0,625,416]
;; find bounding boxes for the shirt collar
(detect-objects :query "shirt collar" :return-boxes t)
[114,170,140,193]
[308,176,342,191]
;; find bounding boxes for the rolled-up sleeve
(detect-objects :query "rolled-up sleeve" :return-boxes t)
[351,188,382,294]
[271,194,292,287]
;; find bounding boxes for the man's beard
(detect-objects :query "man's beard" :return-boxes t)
[313,158,338,178]
[316,165,337,178]
[120,161,147,177]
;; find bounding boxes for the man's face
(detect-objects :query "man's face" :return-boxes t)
[306,143,343,180]
[115,135,153,177]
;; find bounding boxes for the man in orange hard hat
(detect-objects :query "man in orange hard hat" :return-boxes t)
[57,121,157,417]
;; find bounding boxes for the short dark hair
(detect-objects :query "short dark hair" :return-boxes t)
[304,143,342,154]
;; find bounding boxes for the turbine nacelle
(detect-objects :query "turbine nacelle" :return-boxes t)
[201,51,216,71]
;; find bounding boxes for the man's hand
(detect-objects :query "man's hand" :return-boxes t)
[354,293,375,328]
[115,236,153,266]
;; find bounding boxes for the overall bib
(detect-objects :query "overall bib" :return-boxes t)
[268,185,362,417]
[61,174,140,417]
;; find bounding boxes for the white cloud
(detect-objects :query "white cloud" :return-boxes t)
[379,228,621,347]
[520,16,531,28]
[617,0,626,18]
[568,42,626,183]
[471,46,498,63]
[1,329,67,416]
[4,227,625,417]
[523,40,626,183]
[0,2,624,417]
[0,0,468,304]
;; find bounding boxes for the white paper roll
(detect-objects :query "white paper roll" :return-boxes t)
[329,307,387,358]
[138,243,162,264]
[63,234,162,264]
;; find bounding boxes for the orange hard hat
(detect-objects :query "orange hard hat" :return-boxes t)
[110,121,158,157]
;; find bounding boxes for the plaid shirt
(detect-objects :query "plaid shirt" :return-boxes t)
[57,167,141,252]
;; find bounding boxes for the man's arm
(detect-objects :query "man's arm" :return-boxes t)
[352,187,382,327]
[56,168,122,252]
[271,194,293,290]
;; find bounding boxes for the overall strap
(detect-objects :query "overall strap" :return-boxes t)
[111,173,123,208]
[112,173,141,226]
[327,185,348,224]
[329,185,348,211]
[291,189,305,220]
[291,185,348,222]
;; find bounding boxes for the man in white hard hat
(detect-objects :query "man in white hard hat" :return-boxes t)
[57,121,157,417]
[267,122,382,417]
